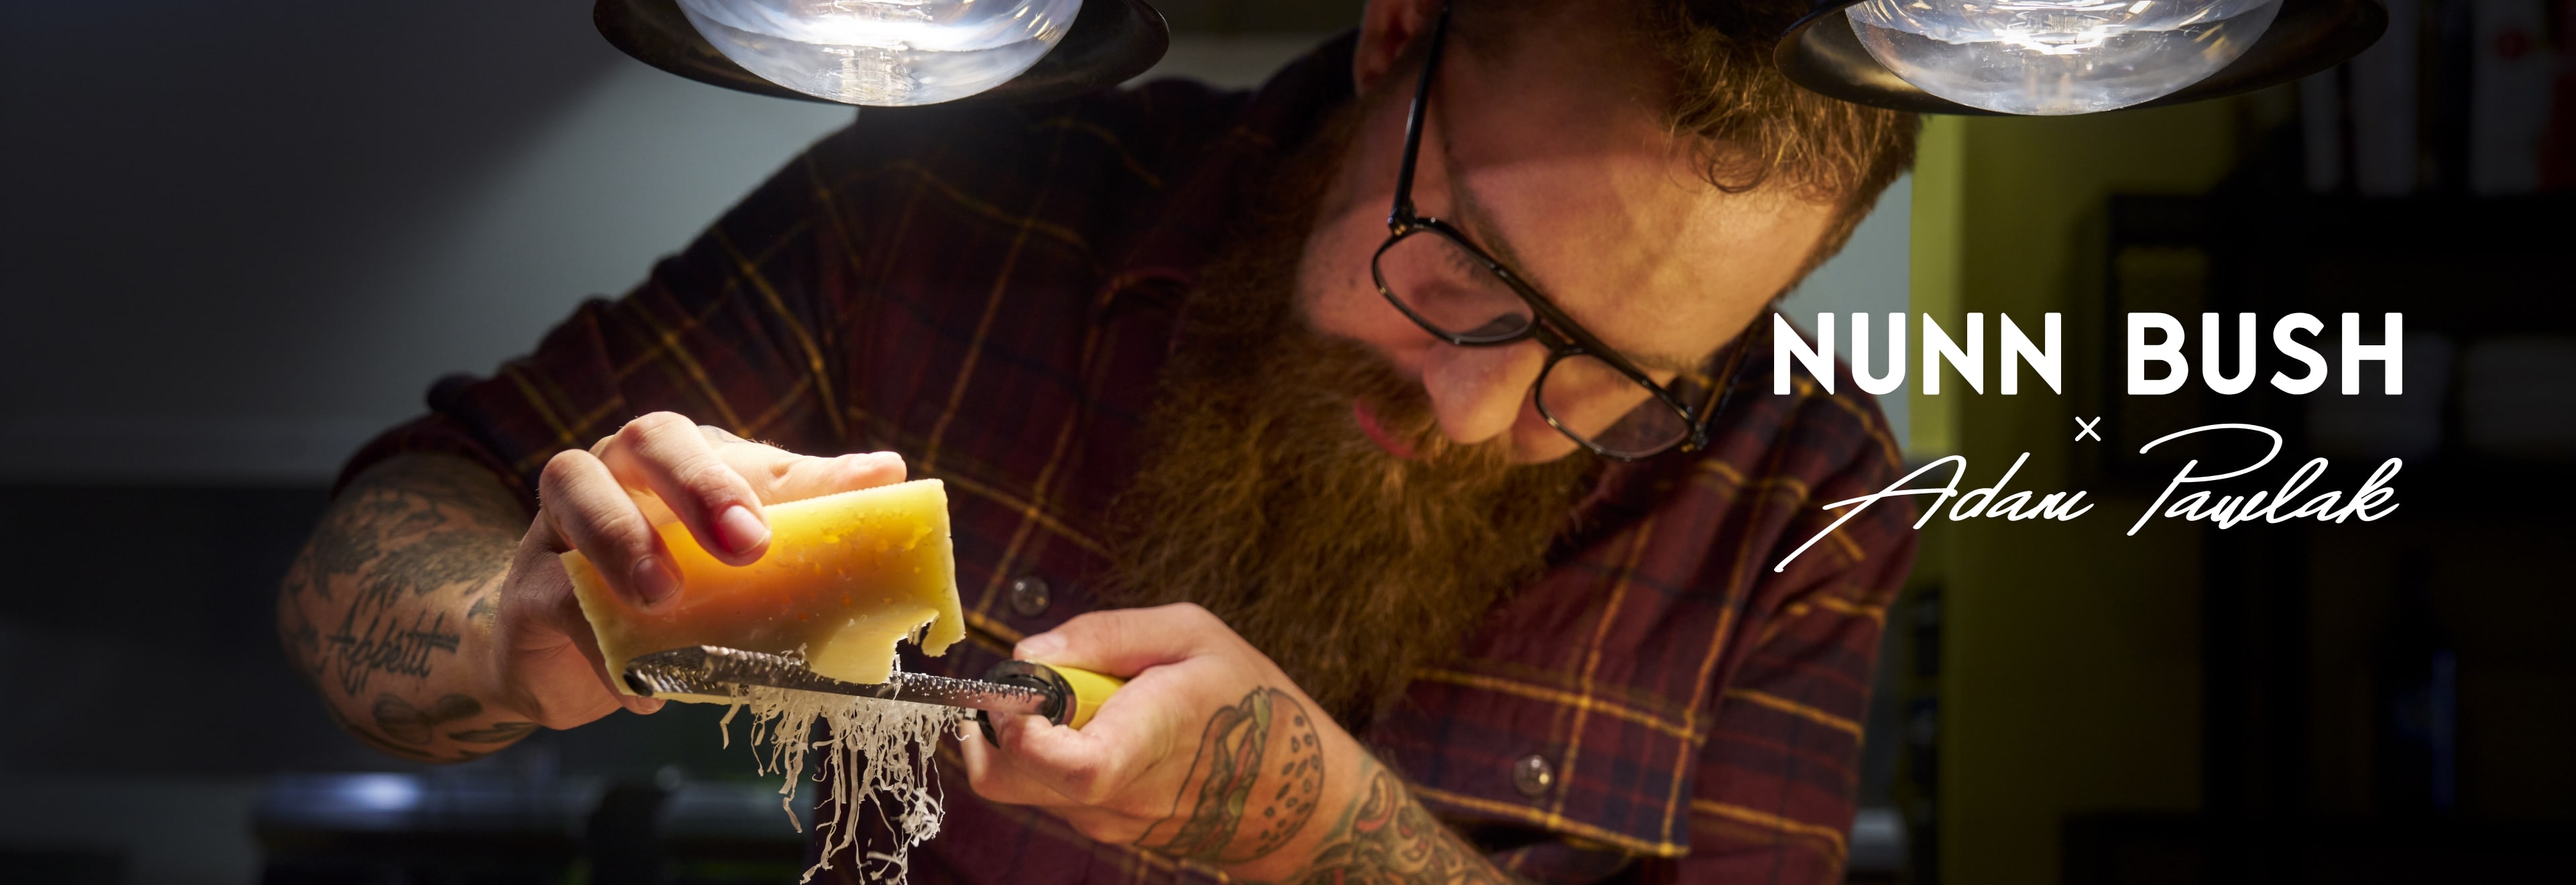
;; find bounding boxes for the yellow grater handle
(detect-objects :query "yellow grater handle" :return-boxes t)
[976,660,1128,736]
[1043,664,1125,729]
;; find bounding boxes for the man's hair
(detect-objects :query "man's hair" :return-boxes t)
[1461,0,1918,263]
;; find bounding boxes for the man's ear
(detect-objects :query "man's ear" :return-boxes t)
[1353,0,1442,95]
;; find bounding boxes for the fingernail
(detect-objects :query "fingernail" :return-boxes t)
[632,555,682,606]
[1016,632,1063,660]
[715,505,769,555]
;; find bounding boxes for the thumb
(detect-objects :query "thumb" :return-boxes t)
[1014,603,1220,677]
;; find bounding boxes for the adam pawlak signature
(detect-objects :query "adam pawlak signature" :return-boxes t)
[1775,423,2402,572]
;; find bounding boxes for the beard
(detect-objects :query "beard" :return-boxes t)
[1100,125,1600,730]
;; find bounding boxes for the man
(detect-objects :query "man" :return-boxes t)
[278,0,1918,881]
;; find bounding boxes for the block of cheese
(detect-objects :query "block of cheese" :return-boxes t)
[565,479,966,703]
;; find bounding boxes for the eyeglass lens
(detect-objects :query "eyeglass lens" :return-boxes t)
[1374,230,1534,343]
[1376,229,1704,457]
[1535,353,1704,456]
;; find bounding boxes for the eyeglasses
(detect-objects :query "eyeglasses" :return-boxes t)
[1368,1,1751,460]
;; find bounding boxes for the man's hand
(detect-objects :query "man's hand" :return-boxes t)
[493,412,911,728]
[963,604,1513,884]
[282,410,908,761]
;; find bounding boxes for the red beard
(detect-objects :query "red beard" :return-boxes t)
[1101,128,1597,728]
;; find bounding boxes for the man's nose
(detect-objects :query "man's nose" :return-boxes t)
[1419,341,1548,446]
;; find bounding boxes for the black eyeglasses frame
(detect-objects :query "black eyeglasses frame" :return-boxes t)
[1367,1,1751,460]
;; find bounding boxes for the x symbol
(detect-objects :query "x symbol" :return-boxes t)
[2074,417,2103,442]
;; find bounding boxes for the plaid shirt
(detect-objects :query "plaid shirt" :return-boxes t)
[343,36,1916,885]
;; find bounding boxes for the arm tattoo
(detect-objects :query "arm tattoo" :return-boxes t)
[320,697,489,764]
[280,453,532,762]
[1135,689,1513,884]
[283,455,519,695]
[1275,762,1517,885]
[447,721,541,744]
[368,692,539,744]
[467,591,500,628]
[372,693,484,745]
[1137,687,1328,864]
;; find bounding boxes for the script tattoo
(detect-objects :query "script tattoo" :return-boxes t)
[1137,687,1327,864]
[281,454,532,764]
[1275,762,1513,885]
[325,610,461,696]
[284,455,518,696]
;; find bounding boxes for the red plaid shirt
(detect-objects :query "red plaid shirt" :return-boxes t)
[343,36,1916,885]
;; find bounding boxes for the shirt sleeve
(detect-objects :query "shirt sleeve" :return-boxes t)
[1643,396,1918,885]
[334,125,873,504]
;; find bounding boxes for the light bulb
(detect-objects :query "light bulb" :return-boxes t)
[1845,0,2281,115]
[677,0,1084,106]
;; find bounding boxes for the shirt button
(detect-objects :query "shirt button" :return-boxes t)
[1511,754,1555,798]
[1006,576,1052,617]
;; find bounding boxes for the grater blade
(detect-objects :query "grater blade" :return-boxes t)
[622,645,1055,719]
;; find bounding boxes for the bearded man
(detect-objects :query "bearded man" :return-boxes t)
[278,0,1920,882]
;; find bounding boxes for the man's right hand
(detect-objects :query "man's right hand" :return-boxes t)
[282,410,909,762]
[491,412,913,729]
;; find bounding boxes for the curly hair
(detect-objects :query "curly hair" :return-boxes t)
[1460,0,1918,263]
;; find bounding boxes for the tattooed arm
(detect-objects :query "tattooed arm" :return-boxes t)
[1143,692,1515,885]
[965,605,1519,885]
[277,453,541,763]
[1124,687,1511,884]
[284,416,919,763]
[1279,757,1513,885]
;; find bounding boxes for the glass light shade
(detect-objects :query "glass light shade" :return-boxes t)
[1845,0,2282,115]
[677,0,1084,106]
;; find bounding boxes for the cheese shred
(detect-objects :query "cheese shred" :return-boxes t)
[723,679,965,882]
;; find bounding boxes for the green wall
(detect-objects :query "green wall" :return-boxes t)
[1910,102,2249,885]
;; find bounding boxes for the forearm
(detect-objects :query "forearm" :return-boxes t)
[278,453,534,763]
[1242,756,1519,885]
[1162,694,1515,885]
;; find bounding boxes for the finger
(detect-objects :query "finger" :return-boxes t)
[719,447,909,505]
[1004,607,1228,804]
[525,607,664,718]
[538,449,682,610]
[494,536,660,725]
[547,589,664,716]
[959,718,1083,808]
[597,412,772,567]
[985,702,1160,811]
[1014,603,1222,677]
[604,435,896,517]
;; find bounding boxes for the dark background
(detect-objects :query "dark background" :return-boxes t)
[2,1,2569,884]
